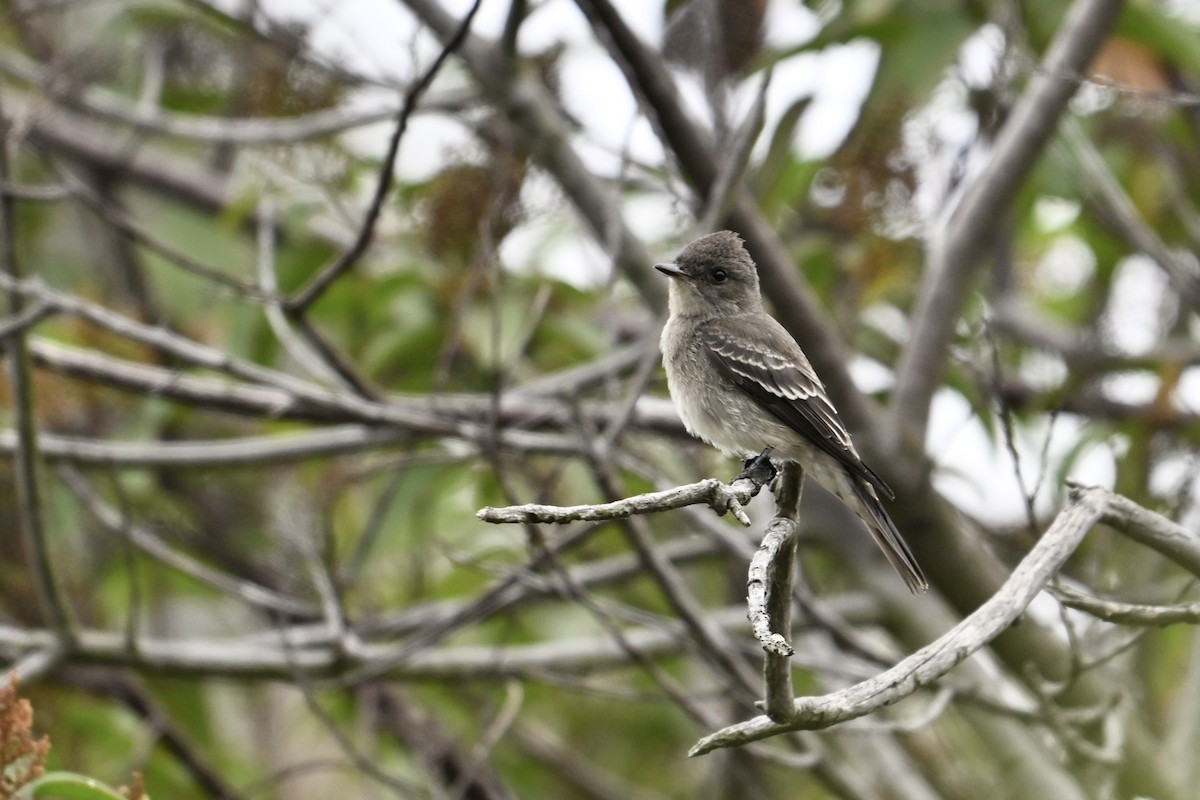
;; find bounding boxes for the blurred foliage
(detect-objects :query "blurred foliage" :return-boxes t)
[0,0,1198,798]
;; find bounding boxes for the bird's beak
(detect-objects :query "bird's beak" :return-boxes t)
[655,262,688,279]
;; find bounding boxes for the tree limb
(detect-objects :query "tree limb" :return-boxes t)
[690,485,1109,754]
[754,464,803,720]
[478,474,768,528]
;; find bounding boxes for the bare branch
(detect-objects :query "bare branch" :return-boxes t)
[1051,585,1200,626]
[0,426,410,468]
[693,483,1200,756]
[690,485,1108,755]
[1063,118,1200,303]
[995,374,1200,430]
[3,277,341,396]
[756,464,803,721]
[746,515,797,658]
[0,605,760,682]
[0,89,75,639]
[991,297,1200,371]
[7,97,351,249]
[1099,491,1200,577]
[21,335,687,445]
[478,475,766,527]
[2,646,63,685]
[48,159,269,298]
[0,300,53,338]
[256,197,346,384]
[512,340,658,398]
[696,69,771,234]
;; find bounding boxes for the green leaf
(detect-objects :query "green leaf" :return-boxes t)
[16,772,128,800]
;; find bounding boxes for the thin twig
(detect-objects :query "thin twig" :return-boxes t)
[453,681,524,798]
[1052,585,1200,626]
[1,275,347,396]
[983,315,1039,534]
[1,646,64,685]
[578,432,764,699]
[45,156,268,299]
[1099,489,1200,577]
[286,0,485,312]
[518,529,725,727]
[0,89,75,639]
[0,44,438,145]
[257,196,345,386]
[280,630,421,796]
[0,180,71,201]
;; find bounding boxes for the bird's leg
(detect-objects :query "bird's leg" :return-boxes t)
[733,446,776,485]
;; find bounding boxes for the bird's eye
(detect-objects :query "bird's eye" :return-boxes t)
[712,269,728,283]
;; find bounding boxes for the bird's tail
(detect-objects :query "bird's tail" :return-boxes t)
[849,476,928,594]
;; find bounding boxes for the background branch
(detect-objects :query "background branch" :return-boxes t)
[0,90,74,638]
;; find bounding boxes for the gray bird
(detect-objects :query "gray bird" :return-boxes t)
[657,230,927,593]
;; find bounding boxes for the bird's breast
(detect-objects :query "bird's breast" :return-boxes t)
[661,318,757,457]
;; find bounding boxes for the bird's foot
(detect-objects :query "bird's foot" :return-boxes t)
[733,447,776,486]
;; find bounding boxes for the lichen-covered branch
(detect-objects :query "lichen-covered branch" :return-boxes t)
[691,485,1109,755]
[746,517,797,658]
[692,483,1199,757]
[754,464,804,721]
[478,474,770,528]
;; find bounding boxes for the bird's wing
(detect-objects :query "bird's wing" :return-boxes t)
[699,316,895,500]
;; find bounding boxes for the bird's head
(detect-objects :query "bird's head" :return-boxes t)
[655,230,763,318]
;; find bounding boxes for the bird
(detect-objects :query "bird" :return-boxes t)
[656,230,928,593]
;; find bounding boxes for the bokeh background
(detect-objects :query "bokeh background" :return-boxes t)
[1,0,1199,798]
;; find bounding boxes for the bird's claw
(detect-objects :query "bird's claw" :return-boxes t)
[707,448,776,526]
[733,446,776,485]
